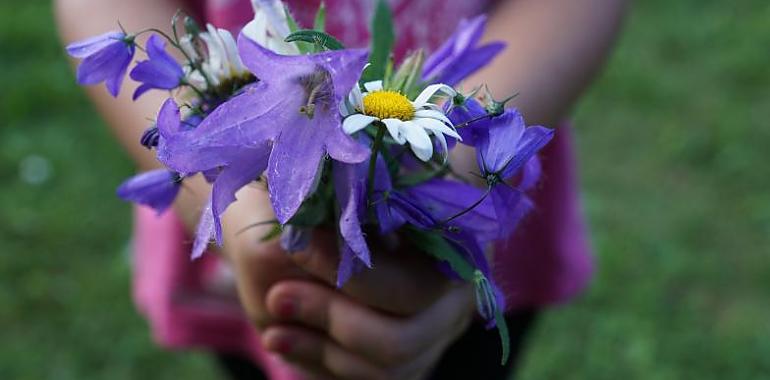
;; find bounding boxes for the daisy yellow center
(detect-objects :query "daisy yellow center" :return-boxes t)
[362,91,414,121]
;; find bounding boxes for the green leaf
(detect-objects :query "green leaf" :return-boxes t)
[283,6,312,54]
[387,49,426,97]
[494,310,511,365]
[285,29,345,51]
[405,228,475,281]
[362,0,394,83]
[313,2,326,32]
[260,224,282,242]
[284,5,301,33]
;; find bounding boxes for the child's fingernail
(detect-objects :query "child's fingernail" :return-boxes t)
[277,298,298,319]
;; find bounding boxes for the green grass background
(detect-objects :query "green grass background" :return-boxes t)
[1,0,768,378]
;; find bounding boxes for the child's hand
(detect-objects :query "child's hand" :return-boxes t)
[261,234,476,380]
[217,185,314,329]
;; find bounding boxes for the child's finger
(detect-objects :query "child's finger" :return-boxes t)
[291,232,450,315]
[265,279,473,367]
[262,325,384,380]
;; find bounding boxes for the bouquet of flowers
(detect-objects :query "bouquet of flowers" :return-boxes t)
[66,0,554,363]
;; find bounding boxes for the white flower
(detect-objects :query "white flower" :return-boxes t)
[200,24,250,84]
[180,25,248,89]
[243,0,299,55]
[341,81,461,162]
[182,1,297,90]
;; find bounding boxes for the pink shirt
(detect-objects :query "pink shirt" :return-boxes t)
[132,1,593,378]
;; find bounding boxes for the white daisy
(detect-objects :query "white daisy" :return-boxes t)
[341,81,461,162]
[179,25,249,89]
[201,24,249,84]
[182,1,297,90]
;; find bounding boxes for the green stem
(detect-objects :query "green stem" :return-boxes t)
[441,185,492,225]
[366,123,387,205]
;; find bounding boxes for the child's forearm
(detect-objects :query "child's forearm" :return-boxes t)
[55,0,188,171]
[473,0,628,127]
[55,0,212,230]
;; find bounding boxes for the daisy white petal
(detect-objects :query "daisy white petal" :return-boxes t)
[343,114,377,134]
[413,84,456,108]
[415,109,452,124]
[402,121,434,161]
[339,97,352,116]
[433,131,449,164]
[382,119,407,144]
[350,84,364,112]
[364,80,384,92]
[416,118,462,140]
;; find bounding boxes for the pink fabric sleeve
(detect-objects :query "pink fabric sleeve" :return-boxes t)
[132,207,306,380]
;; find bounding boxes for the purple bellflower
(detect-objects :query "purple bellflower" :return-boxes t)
[236,37,371,224]
[130,34,185,100]
[422,16,505,87]
[66,31,136,97]
[477,109,554,237]
[116,169,181,215]
[160,35,370,247]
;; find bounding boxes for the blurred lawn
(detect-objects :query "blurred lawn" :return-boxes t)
[1,0,768,379]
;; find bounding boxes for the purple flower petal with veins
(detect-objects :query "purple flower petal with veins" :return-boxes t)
[67,31,135,97]
[116,169,181,215]
[130,34,184,100]
[210,146,271,245]
[192,197,215,260]
[476,109,554,179]
[237,35,370,224]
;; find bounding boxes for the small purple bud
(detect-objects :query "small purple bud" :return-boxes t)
[140,126,160,149]
[280,225,311,253]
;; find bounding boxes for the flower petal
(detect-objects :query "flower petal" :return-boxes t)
[415,109,452,125]
[363,80,383,92]
[413,83,456,108]
[490,184,533,238]
[402,121,434,161]
[476,109,526,174]
[211,146,271,244]
[342,114,377,135]
[382,119,406,144]
[267,126,326,224]
[333,162,372,268]
[416,117,461,140]
[66,31,125,58]
[116,169,181,215]
[192,197,215,260]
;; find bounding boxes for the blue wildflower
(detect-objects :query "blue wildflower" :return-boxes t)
[66,31,136,97]
[116,169,181,215]
[129,34,185,100]
[476,109,554,237]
